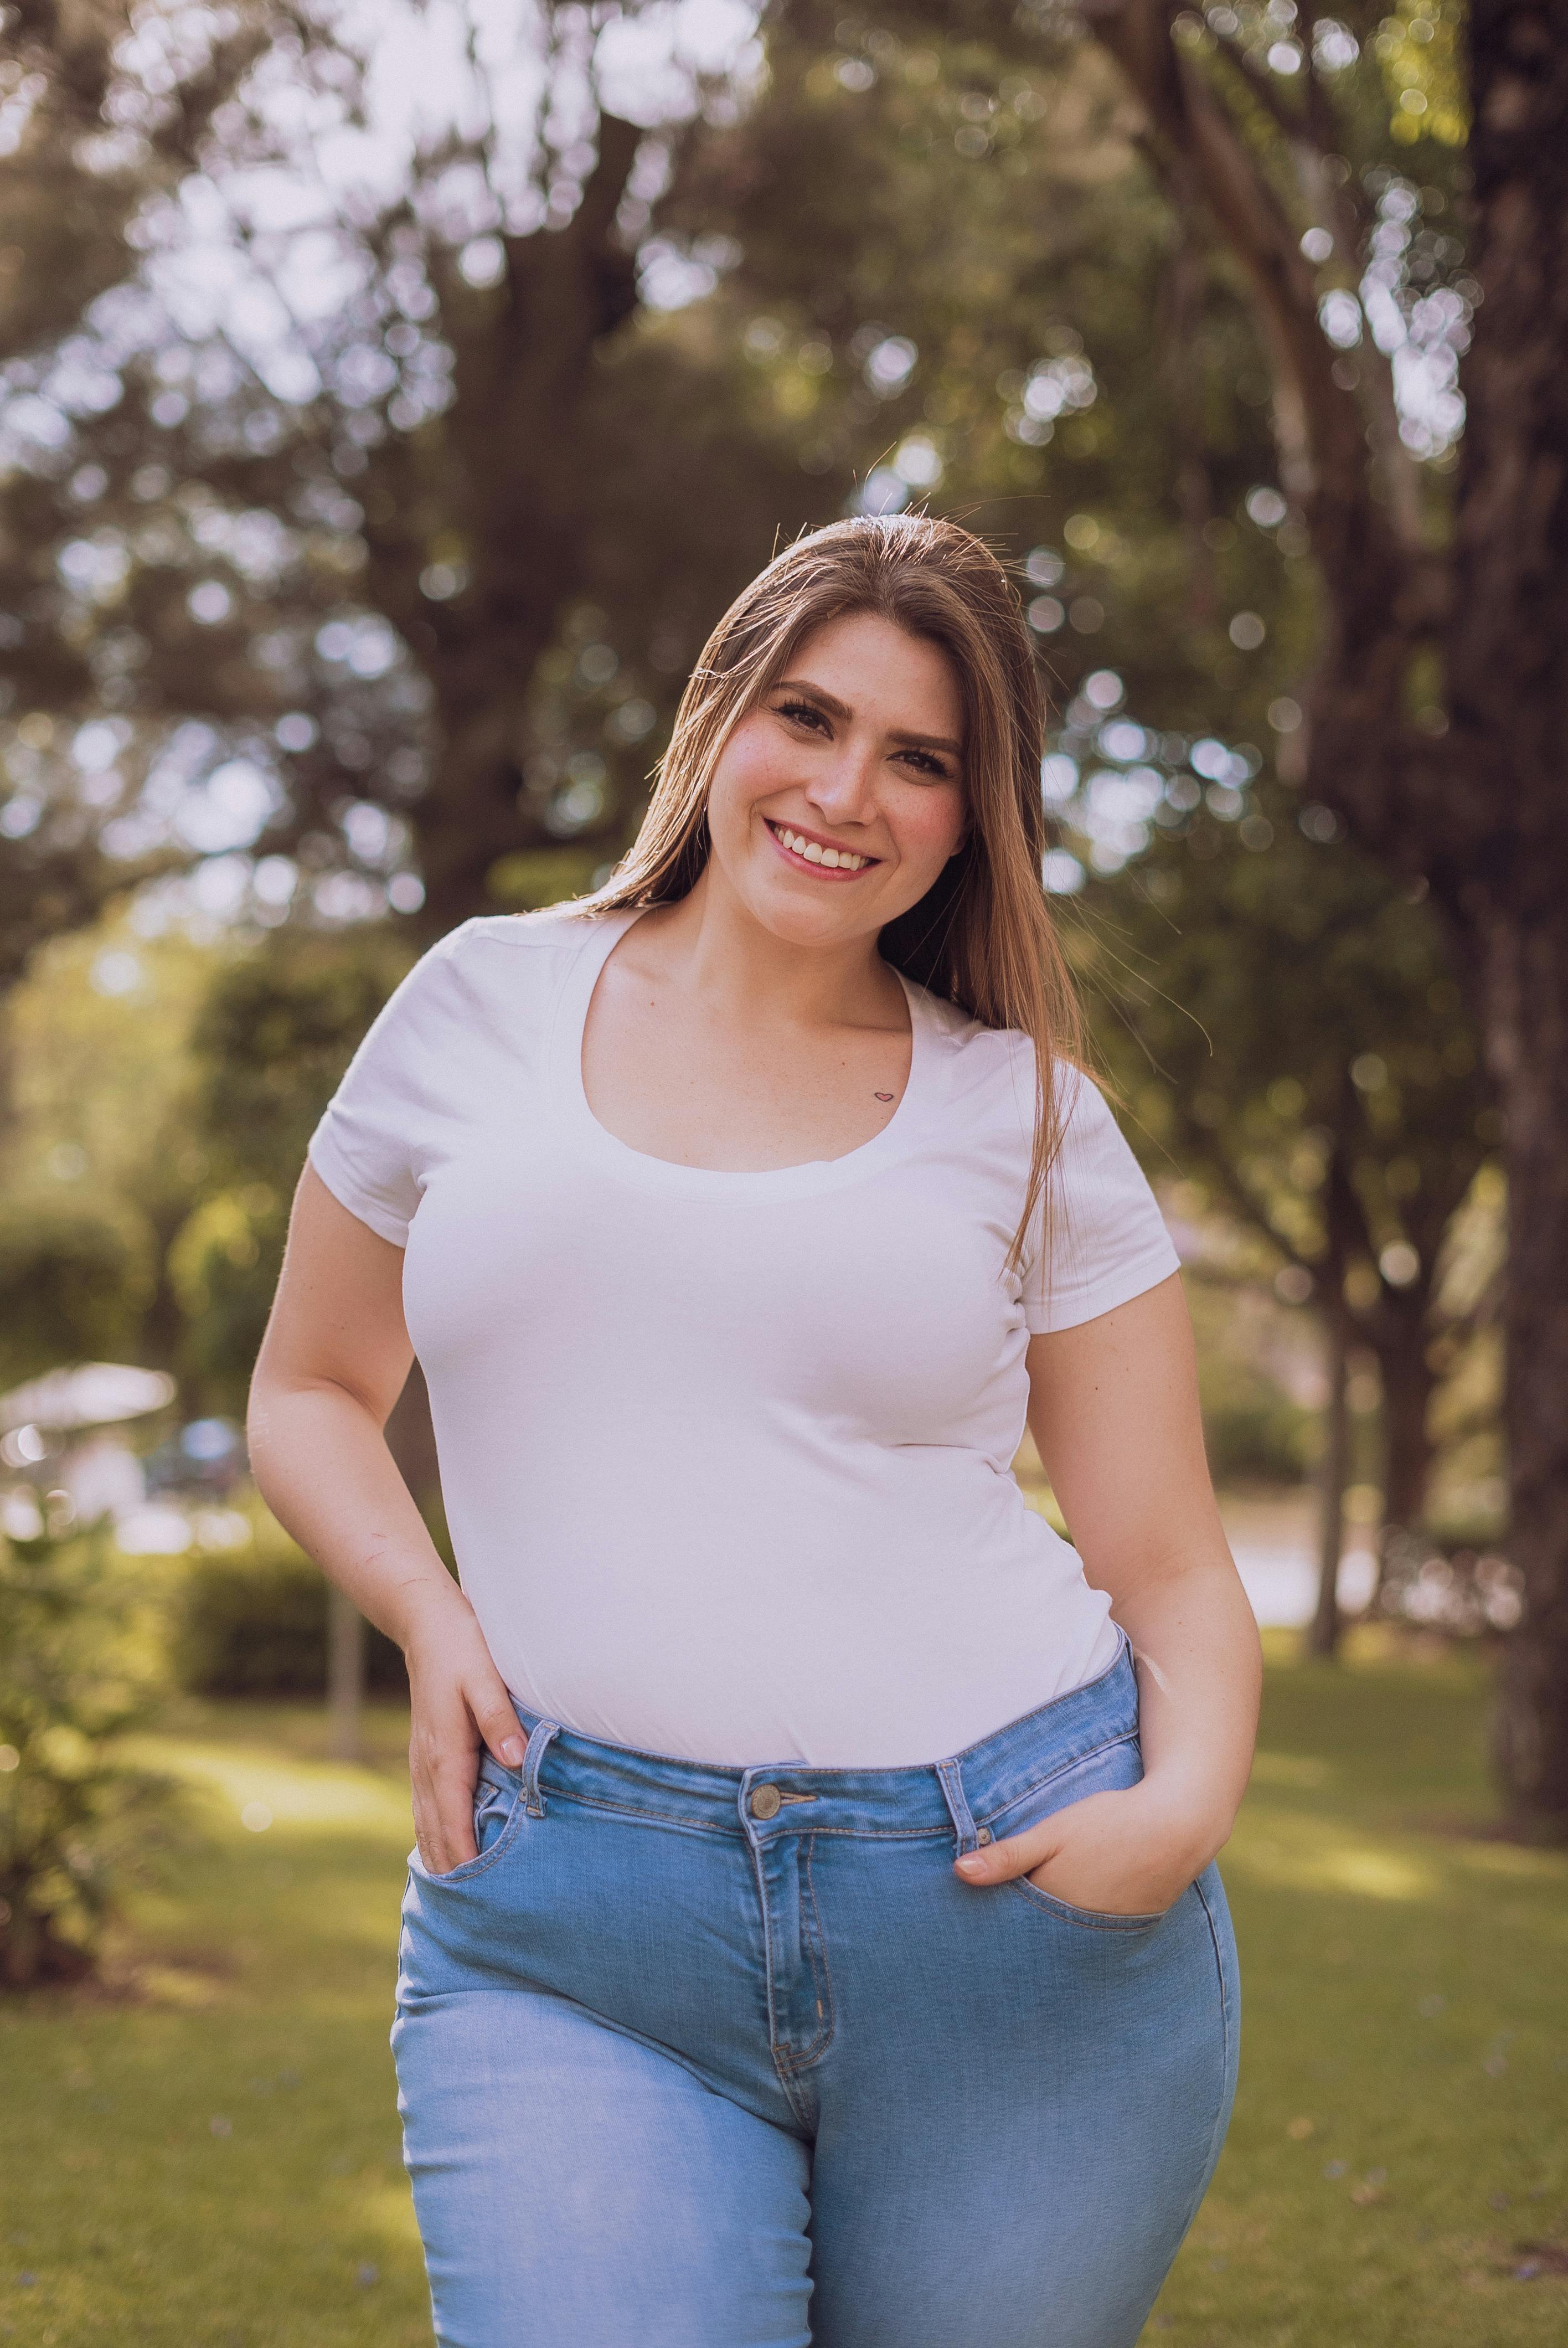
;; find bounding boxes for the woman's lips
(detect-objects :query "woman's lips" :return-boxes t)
[764,818,880,878]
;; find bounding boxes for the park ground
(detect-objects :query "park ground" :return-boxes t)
[1,1631,1565,2347]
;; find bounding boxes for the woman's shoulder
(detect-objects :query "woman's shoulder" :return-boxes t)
[910,984,1096,1120]
[435,903,611,963]
[406,904,615,999]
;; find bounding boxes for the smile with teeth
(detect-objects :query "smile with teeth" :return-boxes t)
[766,821,876,873]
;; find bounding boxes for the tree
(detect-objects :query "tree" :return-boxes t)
[1071,769,1495,1649]
[0,0,265,988]
[1064,0,1568,1826]
[0,1518,178,1990]
[0,4,838,974]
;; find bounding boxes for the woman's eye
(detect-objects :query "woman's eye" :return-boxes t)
[775,699,829,733]
[899,749,951,781]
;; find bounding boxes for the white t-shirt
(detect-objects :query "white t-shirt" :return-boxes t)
[307,907,1180,1766]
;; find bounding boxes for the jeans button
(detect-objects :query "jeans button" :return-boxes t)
[975,1827,993,1846]
[750,1784,782,1820]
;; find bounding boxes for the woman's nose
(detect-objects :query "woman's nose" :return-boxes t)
[804,742,878,826]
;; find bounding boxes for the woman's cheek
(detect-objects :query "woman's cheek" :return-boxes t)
[888,790,966,881]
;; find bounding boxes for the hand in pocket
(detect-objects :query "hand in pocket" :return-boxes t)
[955,1783,1194,1917]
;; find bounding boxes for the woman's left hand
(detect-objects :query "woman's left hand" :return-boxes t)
[953,1783,1207,1917]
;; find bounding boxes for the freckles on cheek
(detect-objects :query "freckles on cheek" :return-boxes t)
[711,719,785,820]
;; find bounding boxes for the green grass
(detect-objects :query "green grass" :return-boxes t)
[1,1641,1565,2345]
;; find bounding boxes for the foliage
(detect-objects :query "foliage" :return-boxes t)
[157,924,414,1404]
[0,4,834,962]
[1197,1336,1317,1485]
[185,925,414,1193]
[1073,775,1494,1525]
[166,1186,290,1414]
[0,1194,153,1388]
[177,1533,407,1701]
[0,914,242,1381]
[0,1,268,981]
[0,1521,181,1990]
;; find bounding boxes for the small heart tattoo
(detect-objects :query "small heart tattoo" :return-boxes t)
[874,1091,895,1101]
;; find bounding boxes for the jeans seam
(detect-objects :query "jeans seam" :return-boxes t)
[776,1834,835,2075]
[975,1728,1142,1835]
[414,1778,527,1885]
[546,1788,957,1842]
[1005,1877,1165,1930]
[747,1832,814,2129]
[1193,1871,1237,2177]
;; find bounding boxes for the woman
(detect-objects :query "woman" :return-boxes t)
[249,514,1260,2348]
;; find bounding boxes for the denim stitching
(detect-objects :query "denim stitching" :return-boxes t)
[974,1729,1141,1835]
[519,1728,1141,1846]
[544,1788,956,1842]
[1005,1876,1165,1932]
[413,1772,527,1885]
[776,1834,835,2076]
[746,1826,813,2129]
[1193,1872,1237,2176]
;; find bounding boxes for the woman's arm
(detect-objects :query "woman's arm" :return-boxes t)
[246,1166,526,1873]
[955,1272,1261,1911]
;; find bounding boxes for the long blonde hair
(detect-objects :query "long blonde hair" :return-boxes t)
[585,514,1085,1263]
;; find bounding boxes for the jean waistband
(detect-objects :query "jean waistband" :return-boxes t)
[490,1629,1138,1847]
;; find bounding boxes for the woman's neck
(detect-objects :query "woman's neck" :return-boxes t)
[636,867,908,1037]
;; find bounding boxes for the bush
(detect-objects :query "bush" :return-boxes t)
[177,1540,407,1698]
[0,1199,154,1387]
[166,1186,290,1417]
[0,1523,180,1990]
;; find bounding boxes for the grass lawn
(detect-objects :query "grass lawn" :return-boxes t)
[1,1634,1565,2346]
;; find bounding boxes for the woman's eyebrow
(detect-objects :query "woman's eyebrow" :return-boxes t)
[771,676,963,759]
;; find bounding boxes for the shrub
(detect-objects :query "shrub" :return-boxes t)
[177,1538,407,1698]
[0,1199,155,1387]
[0,1522,180,1990]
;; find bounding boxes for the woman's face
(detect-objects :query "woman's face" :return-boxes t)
[703,609,968,949]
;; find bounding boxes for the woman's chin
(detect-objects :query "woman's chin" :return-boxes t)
[740,878,886,948]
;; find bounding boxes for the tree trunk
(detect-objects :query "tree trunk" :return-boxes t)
[1374,1325,1434,1541]
[1484,912,1568,1830]
[1308,1304,1350,1660]
[1451,4,1568,1835]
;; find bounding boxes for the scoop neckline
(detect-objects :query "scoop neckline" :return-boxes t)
[547,906,937,1201]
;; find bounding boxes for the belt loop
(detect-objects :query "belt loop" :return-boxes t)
[520,1719,560,1818]
[936,1757,983,1857]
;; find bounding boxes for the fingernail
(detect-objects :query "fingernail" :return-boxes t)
[955,1853,989,1879]
[499,1737,525,1768]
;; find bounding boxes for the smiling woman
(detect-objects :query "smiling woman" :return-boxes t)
[247,514,1261,2347]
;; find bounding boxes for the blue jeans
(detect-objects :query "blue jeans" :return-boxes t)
[392,1635,1239,2347]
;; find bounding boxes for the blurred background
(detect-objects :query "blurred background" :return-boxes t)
[1,2,1564,2343]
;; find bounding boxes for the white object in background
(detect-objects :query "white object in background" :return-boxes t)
[0,1362,176,1434]
[59,1433,147,1526]
[1231,1540,1378,1629]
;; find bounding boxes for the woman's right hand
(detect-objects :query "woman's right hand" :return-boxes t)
[404,1589,527,1876]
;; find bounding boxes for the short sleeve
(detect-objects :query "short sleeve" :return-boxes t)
[1021,1069,1181,1333]
[306,928,473,1248]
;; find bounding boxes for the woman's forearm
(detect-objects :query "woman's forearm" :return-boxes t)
[1106,1548,1262,1872]
[247,1375,467,1650]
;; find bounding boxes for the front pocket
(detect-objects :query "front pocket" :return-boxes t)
[1008,1876,1169,1932]
[414,1768,524,1884]
[980,1729,1168,1932]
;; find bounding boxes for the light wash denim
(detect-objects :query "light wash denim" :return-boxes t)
[392,1634,1239,2347]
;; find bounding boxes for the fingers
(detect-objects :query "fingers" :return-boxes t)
[955,1820,1060,1886]
[408,1665,526,1874]
[470,1680,527,1772]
